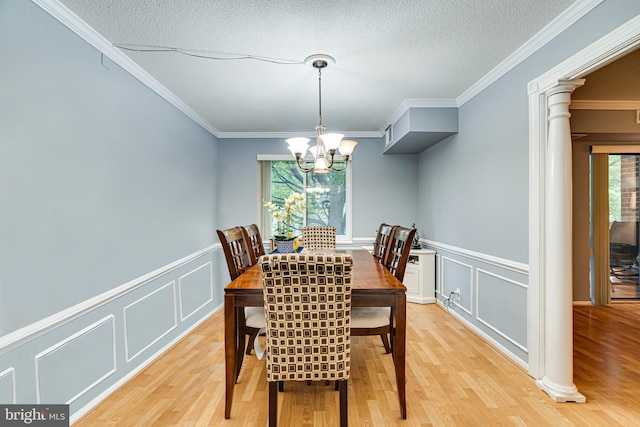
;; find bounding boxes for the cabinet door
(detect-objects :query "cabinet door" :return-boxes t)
[403,265,420,295]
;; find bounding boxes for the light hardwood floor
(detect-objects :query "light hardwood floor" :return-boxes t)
[74,302,640,426]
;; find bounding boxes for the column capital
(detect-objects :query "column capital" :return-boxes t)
[546,79,586,97]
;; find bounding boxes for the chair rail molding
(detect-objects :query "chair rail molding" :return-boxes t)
[422,239,528,274]
[0,244,217,354]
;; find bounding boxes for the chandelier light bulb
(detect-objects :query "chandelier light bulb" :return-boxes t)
[338,140,358,156]
[319,133,344,151]
[286,137,310,157]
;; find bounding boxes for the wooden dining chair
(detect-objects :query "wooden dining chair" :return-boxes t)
[217,226,257,279]
[258,253,352,427]
[372,223,396,263]
[244,223,266,259]
[383,225,417,282]
[301,225,336,250]
[351,225,416,354]
[217,226,266,374]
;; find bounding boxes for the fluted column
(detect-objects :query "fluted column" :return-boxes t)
[536,80,586,402]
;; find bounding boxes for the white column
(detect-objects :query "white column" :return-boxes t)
[536,80,586,402]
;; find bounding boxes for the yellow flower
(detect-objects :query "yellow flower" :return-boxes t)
[264,192,307,236]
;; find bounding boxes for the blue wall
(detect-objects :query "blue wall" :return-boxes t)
[217,137,419,239]
[0,0,223,418]
[419,0,640,363]
[0,0,219,334]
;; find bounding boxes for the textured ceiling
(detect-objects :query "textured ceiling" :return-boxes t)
[57,0,578,136]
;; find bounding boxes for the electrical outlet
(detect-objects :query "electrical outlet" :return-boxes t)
[454,288,461,301]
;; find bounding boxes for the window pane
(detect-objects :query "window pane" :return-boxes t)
[265,161,347,237]
[609,154,621,223]
[270,161,304,236]
[306,169,346,234]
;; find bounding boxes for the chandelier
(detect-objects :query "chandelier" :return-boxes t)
[286,54,357,174]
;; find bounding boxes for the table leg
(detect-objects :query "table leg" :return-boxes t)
[224,293,237,419]
[390,305,396,360]
[235,307,246,382]
[394,293,407,419]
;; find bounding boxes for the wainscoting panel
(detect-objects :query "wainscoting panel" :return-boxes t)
[0,368,16,403]
[123,282,177,362]
[0,239,221,423]
[441,256,473,315]
[35,316,116,405]
[476,269,528,350]
[178,262,213,322]
[425,239,529,366]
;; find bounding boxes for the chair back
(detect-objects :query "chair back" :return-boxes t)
[383,226,416,282]
[302,226,336,250]
[258,253,352,383]
[217,226,257,281]
[372,223,396,263]
[244,224,266,259]
[610,221,638,245]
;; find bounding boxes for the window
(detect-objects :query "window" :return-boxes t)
[259,157,352,241]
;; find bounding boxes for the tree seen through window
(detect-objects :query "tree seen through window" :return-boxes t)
[269,161,346,237]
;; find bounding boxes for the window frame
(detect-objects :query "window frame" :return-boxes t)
[257,154,353,243]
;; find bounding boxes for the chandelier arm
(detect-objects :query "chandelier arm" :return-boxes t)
[323,151,349,171]
[324,150,335,169]
[330,163,347,171]
[296,156,316,173]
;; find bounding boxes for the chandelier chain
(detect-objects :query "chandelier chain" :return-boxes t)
[318,67,323,131]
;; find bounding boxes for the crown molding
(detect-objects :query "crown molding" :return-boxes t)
[217,131,384,139]
[33,0,221,138]
[35,0,604,139]
[533,15,640,93]
[570,100,640,110]
[457,0,603,106]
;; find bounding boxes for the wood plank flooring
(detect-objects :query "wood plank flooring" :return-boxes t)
[74,302,640,426]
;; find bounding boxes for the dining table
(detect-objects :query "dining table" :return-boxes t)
[223,248,407,419]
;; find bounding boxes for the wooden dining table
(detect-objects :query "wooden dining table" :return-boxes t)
[223,248,408,419]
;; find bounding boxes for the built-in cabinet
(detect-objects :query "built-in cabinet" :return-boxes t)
[362,246,436,304]
[403,249,436,304]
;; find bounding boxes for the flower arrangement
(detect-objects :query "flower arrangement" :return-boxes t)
[264,192,306,241]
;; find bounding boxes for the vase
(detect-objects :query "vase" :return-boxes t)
[276,240,295,253]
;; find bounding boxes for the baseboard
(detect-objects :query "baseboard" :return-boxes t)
[435,301,529,371]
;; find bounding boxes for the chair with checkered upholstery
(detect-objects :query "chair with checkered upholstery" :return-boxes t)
[301,225,336,250]
[258,253,352,427]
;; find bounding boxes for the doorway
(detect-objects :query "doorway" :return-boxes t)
[606,153,640,300]
[590,147,640,302]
